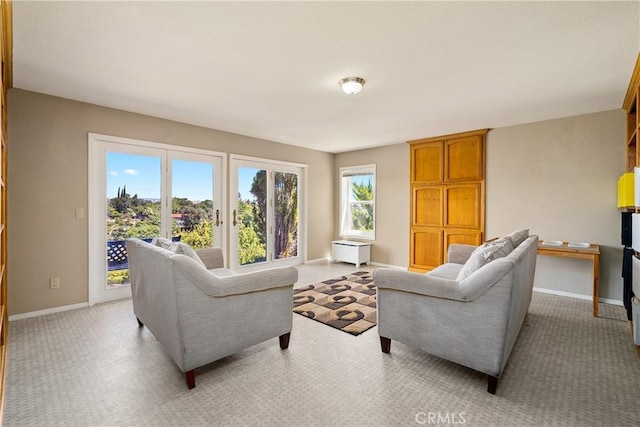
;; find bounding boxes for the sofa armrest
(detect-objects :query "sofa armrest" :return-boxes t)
[173,256,297,297]
[447,244,478,265]
[374,268,466,301]
[458,258,513,300]
[194,247,224,270]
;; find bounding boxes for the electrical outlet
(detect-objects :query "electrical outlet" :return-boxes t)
[50,277,60,289]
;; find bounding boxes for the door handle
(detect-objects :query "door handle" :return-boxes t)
[233,209,237,226]
[215,209,221,226]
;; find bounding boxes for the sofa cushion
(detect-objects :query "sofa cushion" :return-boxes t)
[456,240,509,281]
[428,263,464,280]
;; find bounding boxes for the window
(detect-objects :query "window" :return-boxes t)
[340,164,375,240]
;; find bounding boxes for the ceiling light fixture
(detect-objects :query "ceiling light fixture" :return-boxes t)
[339,76,365,95]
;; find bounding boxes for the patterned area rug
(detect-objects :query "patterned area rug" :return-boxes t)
[293,271,376,336]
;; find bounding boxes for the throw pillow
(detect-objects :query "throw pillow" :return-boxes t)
[505,229,529,247]
[151,237,174,250]
[489,236,515,258]
[456,240,508,281]
[174,242,206,268]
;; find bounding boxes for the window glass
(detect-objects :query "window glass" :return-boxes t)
[340,165,375,239]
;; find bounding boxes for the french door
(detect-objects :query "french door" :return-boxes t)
[229,156,305,271]
[89,134,225,304]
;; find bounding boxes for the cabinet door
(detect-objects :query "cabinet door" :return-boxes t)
[410,228,443,271]
[444,135,484,182]
[443,229,482,262]
[411,141,442,184]
[412,186,443,227]
[444,183,481,228]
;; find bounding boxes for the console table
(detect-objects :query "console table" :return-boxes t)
[537,241,600,317]
[331,240,371,268]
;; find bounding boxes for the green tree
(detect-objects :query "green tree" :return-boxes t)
[351,179,373,231]
[274,172,298,259]
[238,221,266,264]
[181,220,213,249]
[250,170,267,244]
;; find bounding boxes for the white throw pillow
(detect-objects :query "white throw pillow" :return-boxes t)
[456,240,508,281]
[174,242,206,268]
[151,237,174,250]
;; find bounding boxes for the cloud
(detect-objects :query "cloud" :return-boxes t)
[123,169,139,176]
[109,171,118,177]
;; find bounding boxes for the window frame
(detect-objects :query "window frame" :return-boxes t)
[339,164,376,240]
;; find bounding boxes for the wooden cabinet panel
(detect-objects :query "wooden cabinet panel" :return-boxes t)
[445,135,484,182]
[443,229,482,262]
[411,141,442,184]
[410,228,443,271]
[412,186,442,227]
[444,183,481,228]
[409,129,486,272]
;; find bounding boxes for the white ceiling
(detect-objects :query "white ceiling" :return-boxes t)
[12,1,640,153]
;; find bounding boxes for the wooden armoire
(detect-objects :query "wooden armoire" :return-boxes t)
[408,129,487,272]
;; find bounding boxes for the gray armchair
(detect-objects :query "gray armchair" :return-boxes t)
[126,238,298,388]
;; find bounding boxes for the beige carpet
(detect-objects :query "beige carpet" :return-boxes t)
[3,265,640,426]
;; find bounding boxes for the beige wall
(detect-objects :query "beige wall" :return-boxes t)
[8,88,627,315]
[486,109,626,301]
[334,144,410,267]
[8,89,335,315]
[335,109,626,301]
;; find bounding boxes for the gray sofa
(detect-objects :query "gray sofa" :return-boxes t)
[126,238,298,389]
[374,230,538,394]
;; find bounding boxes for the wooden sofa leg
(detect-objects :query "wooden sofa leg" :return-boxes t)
[279,332,291,350]
[186,370,196,389]
[380,336,391,353]
[136,317,144,328]
[487,375,498,394]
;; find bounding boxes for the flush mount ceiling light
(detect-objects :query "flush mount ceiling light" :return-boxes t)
[339,76,365,95]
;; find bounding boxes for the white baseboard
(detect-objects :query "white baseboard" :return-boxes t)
[305,258,406,270]
[370,262,407,270]
[304,257,332,264]
[600,297,624,306]
[9,302,89,321]
[533,287,623,306]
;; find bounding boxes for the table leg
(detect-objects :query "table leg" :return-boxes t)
[592,254,600,317]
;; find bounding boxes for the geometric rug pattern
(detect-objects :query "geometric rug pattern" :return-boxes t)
[293,271,376,336]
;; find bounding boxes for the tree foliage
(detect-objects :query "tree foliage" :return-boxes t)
[237,170,298,265]
[107,188,213,249]
[351,179,374,231]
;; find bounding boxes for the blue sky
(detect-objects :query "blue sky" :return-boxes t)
[107,152,258,201]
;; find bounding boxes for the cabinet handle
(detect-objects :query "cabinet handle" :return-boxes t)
[215,209,221,226]
[233,210,237,226]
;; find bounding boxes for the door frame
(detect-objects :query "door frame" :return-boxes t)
[88,133,227,306]
[229,154,307,272]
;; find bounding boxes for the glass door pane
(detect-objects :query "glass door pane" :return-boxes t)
[274,171,298,260]
[229,157,304,270]
[237,166,267,266]
[106,152,162,288]
[171,159,214,249]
